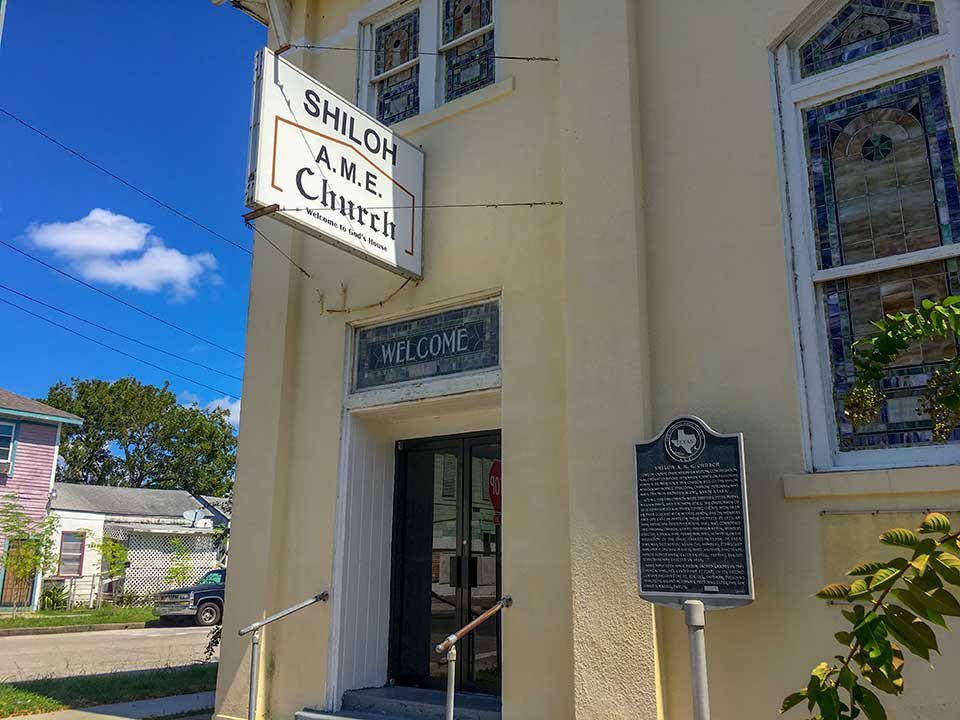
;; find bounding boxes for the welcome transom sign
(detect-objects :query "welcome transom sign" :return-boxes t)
[353,302,500,392]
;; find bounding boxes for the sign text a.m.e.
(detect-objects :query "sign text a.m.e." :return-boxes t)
[245,48,424,279]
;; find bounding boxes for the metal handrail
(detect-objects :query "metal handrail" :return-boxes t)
[239,592,329,720]
[239,592,328,636]
[434,595,512,720]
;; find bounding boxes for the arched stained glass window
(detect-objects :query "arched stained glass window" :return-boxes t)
[776,1,960,467]
[800,0,939,78]
[442,0,495,101]
[375,9,420,126]
[804,69,960,450]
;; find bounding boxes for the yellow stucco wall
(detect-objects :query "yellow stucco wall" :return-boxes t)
[214,1,960,720]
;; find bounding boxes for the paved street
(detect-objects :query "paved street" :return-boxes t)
[0,626,216,681]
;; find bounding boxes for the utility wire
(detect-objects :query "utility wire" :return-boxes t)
[290,44,559,63]
[0,240,244,359]
[0,284,243,381]
[282,201,563,212]
[0,296,240,400]
[0,106,252,256]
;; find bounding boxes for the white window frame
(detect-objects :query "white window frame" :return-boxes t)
[58,531,85,578]
[357,0,499,123]
[774,0,960,471]
[0,422,14,463]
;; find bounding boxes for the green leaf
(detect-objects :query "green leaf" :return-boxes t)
[856,686,887,720]
[819,686,841,720]
[780,690,807,714]
[838,666,856,695]
[890,588,947,628]
[869,568,901,592]
[818,583,853,600]
[848,578,873,601]
[911,583,960,616]
[882,611,931,661]
[879,529,919,548]
[843,606,867,625]
[919,512,951,534]
[835,631,854,647]
[848,561,889,577]
[931,553,960,586]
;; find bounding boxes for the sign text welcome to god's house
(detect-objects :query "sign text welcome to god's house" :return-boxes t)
[246,49,425,279]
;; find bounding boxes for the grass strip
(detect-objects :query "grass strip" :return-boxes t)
[0,663,217,718]
[0,607,156,630]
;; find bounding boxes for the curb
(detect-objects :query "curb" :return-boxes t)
[0,622,148,637]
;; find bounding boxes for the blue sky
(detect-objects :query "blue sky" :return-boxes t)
[0,2,266,423]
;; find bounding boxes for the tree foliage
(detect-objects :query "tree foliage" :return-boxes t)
[44,377,236,496]
[782,513,960,719]
[165,537,193,588]
[0,494,59,613]
[845,296,960,441]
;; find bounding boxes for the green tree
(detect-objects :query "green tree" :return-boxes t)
[89,535,129,580]
[166,537,193,588]
[782,513,960,720]
[783,297,960,718]
[844,296,960,442]
[0,494,59,615]
[45,377,236,496]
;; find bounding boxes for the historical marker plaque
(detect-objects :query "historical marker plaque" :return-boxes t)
[635,416,754,609]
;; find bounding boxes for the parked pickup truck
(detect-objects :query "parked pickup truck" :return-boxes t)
[155,568,226,626]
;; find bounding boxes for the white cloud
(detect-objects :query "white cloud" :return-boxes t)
[206,396,241,427]
[28,208,150,258]
[178,391,241,428]
[26,209,217,300]
[178,390,202,406]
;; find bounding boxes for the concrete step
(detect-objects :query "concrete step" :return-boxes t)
[297,686,500,720]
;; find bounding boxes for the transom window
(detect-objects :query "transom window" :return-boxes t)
[358,0,498,126]
[58,532,85,577]
[776,0,960,469]
[0,423,13,464]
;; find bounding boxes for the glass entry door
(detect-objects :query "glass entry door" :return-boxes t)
[390,432,502,695]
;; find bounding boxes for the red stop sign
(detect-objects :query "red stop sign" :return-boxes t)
[488,460,501,524]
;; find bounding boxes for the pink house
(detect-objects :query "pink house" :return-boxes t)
[0,388,82,610]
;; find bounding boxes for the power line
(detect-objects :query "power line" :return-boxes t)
[0,240,245,359]
[0,106,252,256]
[281,201,563,211]
[290,44,559,63]
[0,296,240,400]
[0,284,243,381]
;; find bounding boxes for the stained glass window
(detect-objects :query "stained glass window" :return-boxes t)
[800,1,938,78]
[804,69,960,449]
[375,9,420,126]
[443,0,495,102]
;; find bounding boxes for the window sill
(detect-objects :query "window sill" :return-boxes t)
[784,465,960,499]
[392,77,515,138]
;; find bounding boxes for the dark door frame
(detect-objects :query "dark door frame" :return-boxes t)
[388,429,502,695]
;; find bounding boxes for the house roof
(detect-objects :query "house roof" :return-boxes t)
[0,388,83,425]
[51,483,228,524]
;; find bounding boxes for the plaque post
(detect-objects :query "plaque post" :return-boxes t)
[684,600,710,720]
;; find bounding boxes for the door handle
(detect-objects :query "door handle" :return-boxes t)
[469,556,478,588]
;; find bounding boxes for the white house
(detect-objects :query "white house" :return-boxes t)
[46,483,229,605]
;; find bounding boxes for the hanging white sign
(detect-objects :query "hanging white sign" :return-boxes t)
[245,48,424,279]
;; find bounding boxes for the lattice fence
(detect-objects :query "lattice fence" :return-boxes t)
[121,532,218,595]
